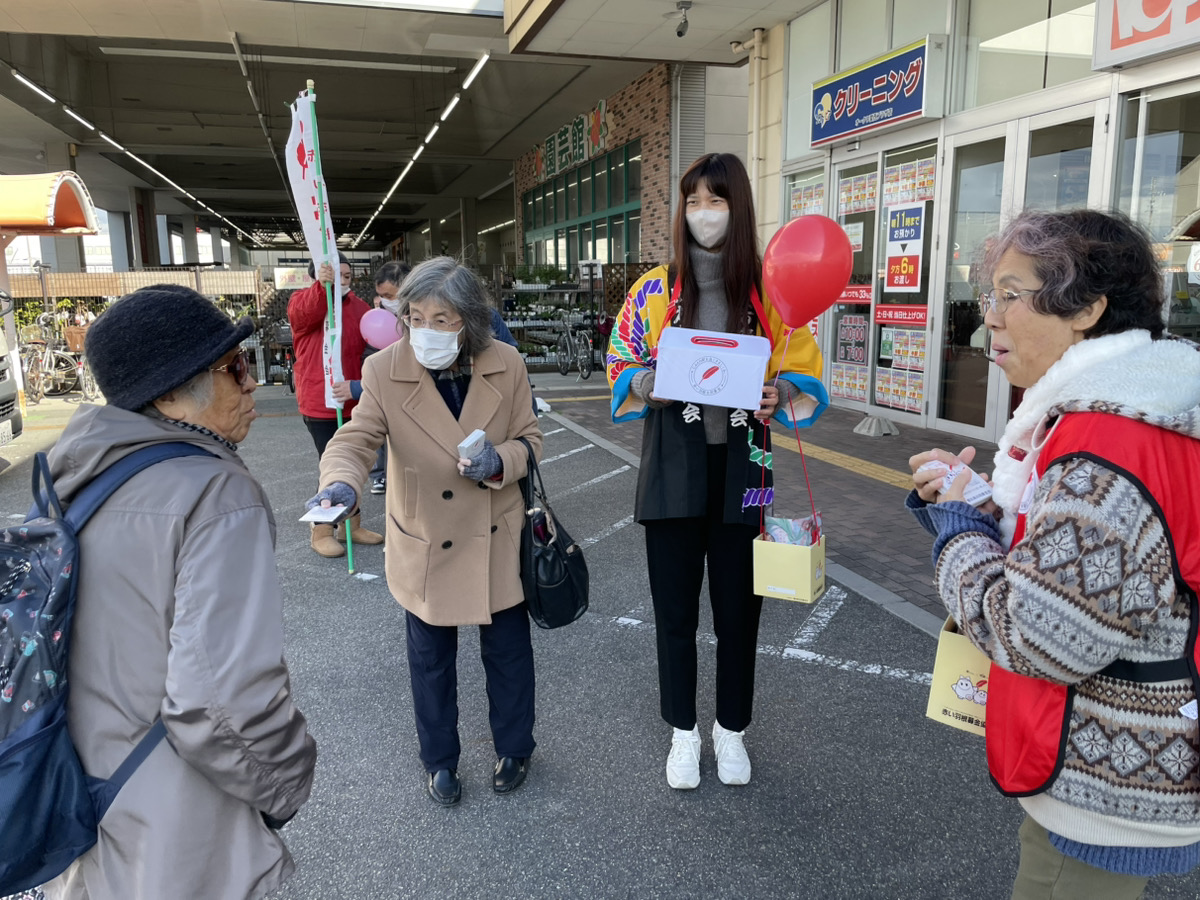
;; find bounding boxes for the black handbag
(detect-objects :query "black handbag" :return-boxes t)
[517,438,589,629]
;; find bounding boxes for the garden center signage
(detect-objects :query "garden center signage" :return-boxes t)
[534,100,612,183]
[811,36,946,148]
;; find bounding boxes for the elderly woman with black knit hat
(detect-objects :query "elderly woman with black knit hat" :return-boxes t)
[40,285,317,900]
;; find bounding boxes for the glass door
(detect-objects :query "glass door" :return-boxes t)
[930,100,1107,441]
[934,125,1013,438]
[828,159,879,409]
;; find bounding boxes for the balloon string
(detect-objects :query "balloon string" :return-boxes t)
[788,394,820,543]
[772,327,794,388]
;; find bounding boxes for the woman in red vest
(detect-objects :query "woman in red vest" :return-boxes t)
[908,209,1200,899]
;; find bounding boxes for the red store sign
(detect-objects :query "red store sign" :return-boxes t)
[1093,0,1200,68]
[837,284,873,305]
[874,304,928,326]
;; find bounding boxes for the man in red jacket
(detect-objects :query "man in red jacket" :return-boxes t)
[288,252,383,557]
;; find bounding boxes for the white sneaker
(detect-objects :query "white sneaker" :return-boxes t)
[712,721,751,785]
[665,726,701,789]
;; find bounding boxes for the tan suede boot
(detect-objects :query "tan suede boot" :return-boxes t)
[340,512,383,545]
[311,523,345,558]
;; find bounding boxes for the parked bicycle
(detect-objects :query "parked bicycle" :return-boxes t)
[19,318,77,397]
[554,308,593,379]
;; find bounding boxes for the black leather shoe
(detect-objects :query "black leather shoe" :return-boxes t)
[492,757,528,794]
[427,769,461,806]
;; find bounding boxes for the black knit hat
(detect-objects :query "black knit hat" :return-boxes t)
[85,284,255,411]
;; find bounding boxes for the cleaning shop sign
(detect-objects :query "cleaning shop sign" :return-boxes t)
[811,36,946,148]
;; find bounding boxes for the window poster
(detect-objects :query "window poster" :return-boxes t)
[917,158,936,201]
[883,165,902,207]
[831,307,869,402]
[884,203,925,293]
[838,177,853,217]
[900,161,917,203]
[872,324,927,413]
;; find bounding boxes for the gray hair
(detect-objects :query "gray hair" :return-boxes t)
[142,369,214,414]
[398,257,493,358]
[982,209,1165,339]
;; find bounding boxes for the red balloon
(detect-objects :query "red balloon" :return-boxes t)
[761,215,853,329]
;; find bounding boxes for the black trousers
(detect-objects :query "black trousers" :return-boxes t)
[404,603,537,773]
[303,415,339,457]
[643,444,763,733]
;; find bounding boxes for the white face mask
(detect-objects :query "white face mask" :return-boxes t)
[339,284,351,298]
[686,209,729,249]
[379,296,401,315]
[409,326,463,370]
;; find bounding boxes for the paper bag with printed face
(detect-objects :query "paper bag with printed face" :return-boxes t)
[925,617,991,737]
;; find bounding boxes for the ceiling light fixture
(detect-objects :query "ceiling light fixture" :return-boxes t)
[63,106,95,130]
[284,0,503,17]
[480,218,515,234]
[7,65,262,246]
[461,52,490,90]
[99,46,456,74]
[11,69,55,103]
[351,52,491,247]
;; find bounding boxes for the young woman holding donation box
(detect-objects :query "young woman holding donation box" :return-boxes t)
[907,210,1200,899]
[606,153,828,790]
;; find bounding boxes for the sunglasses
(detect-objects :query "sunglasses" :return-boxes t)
[210,349,251,385]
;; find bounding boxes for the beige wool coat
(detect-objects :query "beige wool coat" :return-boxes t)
[40,405,317,900]
[320,336,542,626]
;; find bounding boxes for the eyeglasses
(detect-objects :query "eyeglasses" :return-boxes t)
[402,315,463,333]
[978,288,1038,317]
[210,349,251,385]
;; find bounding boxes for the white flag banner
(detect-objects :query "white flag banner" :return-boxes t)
[286,90,344,410]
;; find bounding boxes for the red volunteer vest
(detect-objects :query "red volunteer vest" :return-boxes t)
[986,412,1200,796]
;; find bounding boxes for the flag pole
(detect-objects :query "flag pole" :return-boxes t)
[306,79,355,575]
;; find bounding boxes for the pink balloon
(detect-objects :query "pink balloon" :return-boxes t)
[360,308,402,349]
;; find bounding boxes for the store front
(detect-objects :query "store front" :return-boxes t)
[512,65,674,277]
[778,0,1200,442]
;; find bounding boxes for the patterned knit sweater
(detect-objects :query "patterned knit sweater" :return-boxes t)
[929,331,1200,851]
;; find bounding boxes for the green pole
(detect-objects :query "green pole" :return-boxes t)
[306,80,354,575]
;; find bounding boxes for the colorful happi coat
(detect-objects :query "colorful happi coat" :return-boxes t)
[606,264,828,526]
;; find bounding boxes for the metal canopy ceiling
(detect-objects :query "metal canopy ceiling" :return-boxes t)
[0,0,654,248]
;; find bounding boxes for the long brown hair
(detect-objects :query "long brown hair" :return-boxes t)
[672,153,762,332]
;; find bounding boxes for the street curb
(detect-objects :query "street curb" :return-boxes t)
[826,563,942,639]
[544,408,942,639]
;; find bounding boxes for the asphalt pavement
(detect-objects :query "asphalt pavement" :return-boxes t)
[4,383,1200,899]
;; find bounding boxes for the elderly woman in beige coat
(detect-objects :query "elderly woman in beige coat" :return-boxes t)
[38,285,317,900]
[311,256,542,807]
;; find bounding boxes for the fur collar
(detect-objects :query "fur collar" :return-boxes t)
[990,331,1200,544]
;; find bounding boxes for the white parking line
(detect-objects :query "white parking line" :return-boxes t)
[558,466,631,498]
[605,584,931,686]
[582,514,635,547]
[541,443,595,465]
[780,647,932,685]
[541,427,567,436]
[789,586,845,647]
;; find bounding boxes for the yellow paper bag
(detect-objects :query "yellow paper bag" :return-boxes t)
[925,617,991,737]
[752,534,825,603]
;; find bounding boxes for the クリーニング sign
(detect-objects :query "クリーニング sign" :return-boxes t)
[811,37,946,148]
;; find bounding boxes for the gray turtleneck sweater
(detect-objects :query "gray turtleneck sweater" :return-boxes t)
[632,244,798,444]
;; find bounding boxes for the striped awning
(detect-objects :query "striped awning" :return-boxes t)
[0,171,99,236]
